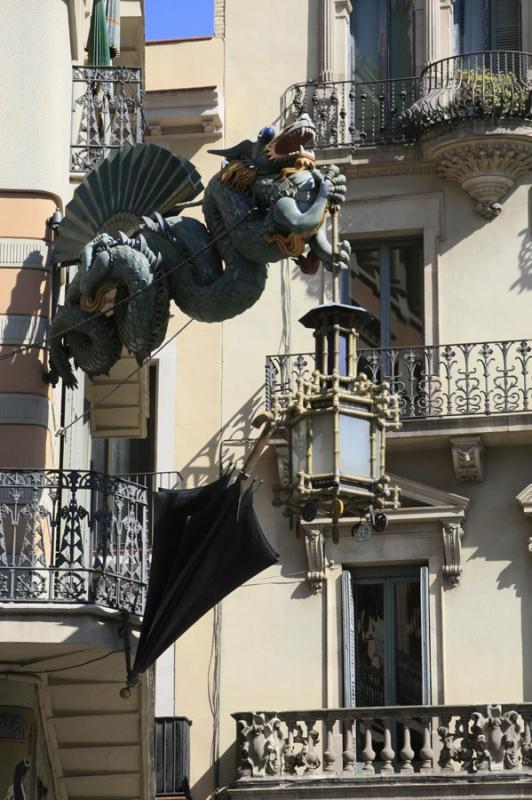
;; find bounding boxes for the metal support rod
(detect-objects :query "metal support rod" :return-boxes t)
[331,206,339,304]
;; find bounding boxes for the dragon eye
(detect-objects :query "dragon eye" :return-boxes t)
[258,126,276,143]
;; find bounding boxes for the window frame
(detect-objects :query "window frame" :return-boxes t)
[342,564,431,708]
[342,236,425,350]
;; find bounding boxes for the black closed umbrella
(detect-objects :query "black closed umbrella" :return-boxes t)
[127,473,278,687]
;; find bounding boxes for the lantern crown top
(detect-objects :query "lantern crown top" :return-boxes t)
[299,303,370,332]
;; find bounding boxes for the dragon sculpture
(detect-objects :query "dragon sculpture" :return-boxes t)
[50,114,351,388]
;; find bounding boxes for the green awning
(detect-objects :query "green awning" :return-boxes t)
[106,0,120,59]
[87,0,111,66]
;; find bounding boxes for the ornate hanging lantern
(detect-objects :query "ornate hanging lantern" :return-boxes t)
[272,303,401,541]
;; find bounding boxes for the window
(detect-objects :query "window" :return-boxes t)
[342,567,431,708]
[452,0,522,54]
[350,0,416,83]
[343,239,424,349]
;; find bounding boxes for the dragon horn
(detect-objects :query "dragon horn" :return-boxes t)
[141,216,159,232]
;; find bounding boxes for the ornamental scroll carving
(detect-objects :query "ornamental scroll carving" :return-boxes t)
[438,705,527,772]
[304,527,327,594]
[236,713,321,778]
[442,521,464,586]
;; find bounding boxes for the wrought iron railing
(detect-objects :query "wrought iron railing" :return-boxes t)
[282,76,420,148]
[281,51,532,149]
[119,471,183,544]
[405,50,532,133]
[233,704,532,779]
[0,469,148,613]
[71,65,144,173]
[266,339,532,420]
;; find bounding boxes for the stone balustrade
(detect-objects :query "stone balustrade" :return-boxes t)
[233,705,532,780]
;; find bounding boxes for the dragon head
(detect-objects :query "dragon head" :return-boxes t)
[209,114,316,175]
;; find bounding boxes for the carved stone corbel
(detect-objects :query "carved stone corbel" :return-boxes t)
[304,527,326,594]
[442,521,464,586]
[274,443,290,487]
[450,436,484,482]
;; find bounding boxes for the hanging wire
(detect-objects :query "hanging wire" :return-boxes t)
[0,209,252,365]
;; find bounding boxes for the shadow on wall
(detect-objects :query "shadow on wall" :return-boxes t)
[179,387,264,487]
[388,446,532,701]
[511,226,532,294]
[191,739,236,800]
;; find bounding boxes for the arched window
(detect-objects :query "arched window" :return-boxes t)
[452,0,522,54]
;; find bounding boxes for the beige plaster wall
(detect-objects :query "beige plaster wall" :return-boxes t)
[145,38,224,92]
[0,1,71,202]
[389,445,532,704]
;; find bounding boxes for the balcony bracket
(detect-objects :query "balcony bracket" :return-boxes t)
[442,520,464,586]
[304,527,327,594]
[422,125,532,220]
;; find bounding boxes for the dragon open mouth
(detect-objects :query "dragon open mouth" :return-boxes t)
[266,120,316,165]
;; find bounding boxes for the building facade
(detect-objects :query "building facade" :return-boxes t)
[2,1,532,799]
[144,2,532,799]
[0,3,159,799]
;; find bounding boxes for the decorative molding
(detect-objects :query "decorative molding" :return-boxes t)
[389,473,470,512]
[422,128,532,220]
[214,0,225,37]
[515,483,532,554]
[450,436,485,482]
[442,521,464,586]
[304,527,327,594]
[0,238,51,270]
[0,394,49,427]
[344,160,437,179]
[0,314,49,346]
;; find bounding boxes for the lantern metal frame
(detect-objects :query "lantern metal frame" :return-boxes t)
[271,304,401,540]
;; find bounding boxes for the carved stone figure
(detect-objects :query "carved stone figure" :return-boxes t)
[50,115,350,388]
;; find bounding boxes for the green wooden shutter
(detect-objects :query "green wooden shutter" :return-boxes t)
[420,565,432,705]
[492,0,522,50]
[342,570,356,707]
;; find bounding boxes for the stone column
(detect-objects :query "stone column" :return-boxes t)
[320,0,353,81]
[320,0,336,81]
[439,0,455,60]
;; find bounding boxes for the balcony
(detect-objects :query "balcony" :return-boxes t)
[228,705,532,799]
[71,65,144,173]
[265,339,532,441]
[282,75,420,149]
[0,468,148,613]
[282,51,532,151]
[282,52,532,219]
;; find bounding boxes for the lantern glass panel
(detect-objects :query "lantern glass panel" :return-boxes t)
[339,412,372,479]
[290,418,307,481]
[311,412,334,475]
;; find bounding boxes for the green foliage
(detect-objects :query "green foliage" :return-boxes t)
[451,67,529,119]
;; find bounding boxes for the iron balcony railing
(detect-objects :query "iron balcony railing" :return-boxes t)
[233,704,532,780]
[281,50,532,149]
[282,76,420,148]
[266,339,532,420]
[71,65,144,173]
[0,469,148,614]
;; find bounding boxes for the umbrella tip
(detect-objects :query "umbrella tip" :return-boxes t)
[120,686,131,699]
